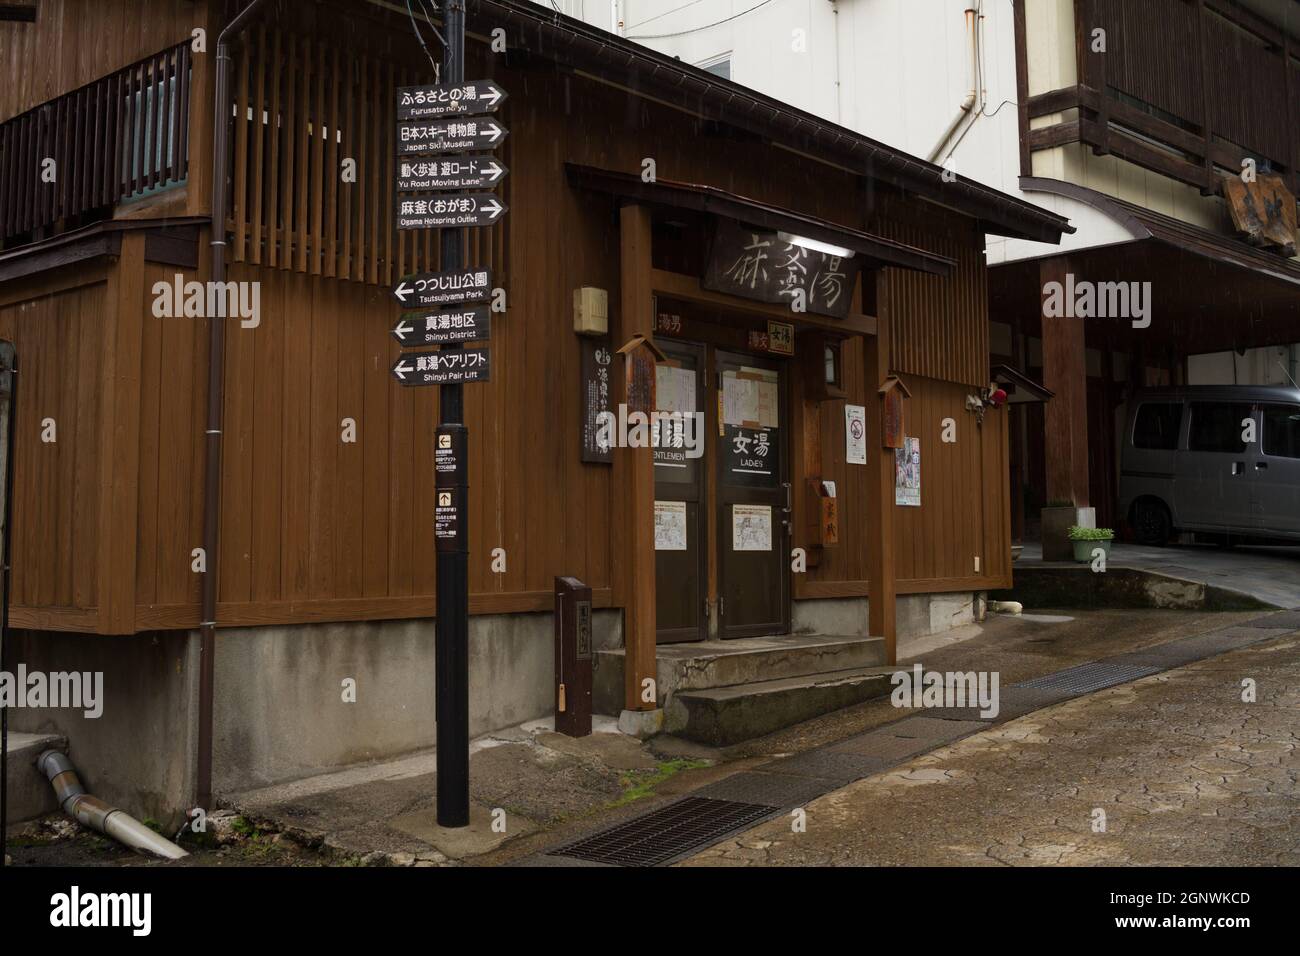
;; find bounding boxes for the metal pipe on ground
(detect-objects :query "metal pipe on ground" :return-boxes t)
[37,751,189,860]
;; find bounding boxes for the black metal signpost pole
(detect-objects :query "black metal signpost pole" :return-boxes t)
[435,0,471,829]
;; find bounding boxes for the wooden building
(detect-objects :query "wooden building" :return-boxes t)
[0,0,1069,816]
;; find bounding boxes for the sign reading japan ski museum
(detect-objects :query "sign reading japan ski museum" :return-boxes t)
[396,193,507,230]
[396,80,507,120]
[391,347,491,386]
[398,117,507,155]
[391,268,492,308]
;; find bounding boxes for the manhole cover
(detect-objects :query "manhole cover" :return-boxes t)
[1014,660,1159,695]
[548,796,775,867]
[761,749,890,783]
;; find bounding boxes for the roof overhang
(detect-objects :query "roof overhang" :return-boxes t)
[992,364,1054,404]
[0,217,205,284]
[566,163,956,277]
[463,0,1075,244]
[1020,176,1300,289]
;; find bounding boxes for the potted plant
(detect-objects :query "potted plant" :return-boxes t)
[1069,525,1115,562]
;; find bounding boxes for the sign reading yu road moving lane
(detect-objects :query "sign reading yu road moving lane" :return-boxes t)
[392,307,491,346]
[396,80,507,120]
[397,155,507,192]
[391,346,491,386]
[391,267,493,308]
[397,117,508,154]
[396,193,507,230]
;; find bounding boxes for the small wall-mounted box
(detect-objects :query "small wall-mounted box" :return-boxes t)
[807,479,840,548]
[574,287,609,336]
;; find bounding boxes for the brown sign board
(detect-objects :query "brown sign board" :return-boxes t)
[1224,173,1297,255]
[880,375,910,450]
[703,219,861,319]
[580,337,615,464]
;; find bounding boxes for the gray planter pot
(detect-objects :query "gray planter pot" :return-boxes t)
[1072,538,1112,562]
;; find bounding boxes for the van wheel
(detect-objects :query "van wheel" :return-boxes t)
[1133,500,1172,546]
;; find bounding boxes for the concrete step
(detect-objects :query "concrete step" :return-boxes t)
[594,633,886,718]
[672,666,897,746]
[3,731,67,823]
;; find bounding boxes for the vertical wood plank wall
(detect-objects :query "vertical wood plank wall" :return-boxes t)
[0,1,196,122]
[2,18,1014,634]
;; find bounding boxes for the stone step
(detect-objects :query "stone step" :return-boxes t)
[594,633,886,719]
[672,666,897,746]
[3,731,67,823]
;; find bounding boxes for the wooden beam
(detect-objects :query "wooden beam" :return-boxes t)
[863,324,896,664]
[97,232,145,634]
[618,204,657,713]
[1039,257,1089,507]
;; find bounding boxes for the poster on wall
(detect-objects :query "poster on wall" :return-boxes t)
[895,437,921,507]
[655,500,688,551]
[732,504,773,552]
[844,403,867,465]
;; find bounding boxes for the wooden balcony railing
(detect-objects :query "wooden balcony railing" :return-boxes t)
[1026,0,1300,197]
[0,40,192,245]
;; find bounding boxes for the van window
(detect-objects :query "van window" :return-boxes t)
[1187,402,1253,454]
[1263,405,1300,459]
[1132,402,1182,450]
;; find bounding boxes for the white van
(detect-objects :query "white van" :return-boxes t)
[1119,386,1300,545]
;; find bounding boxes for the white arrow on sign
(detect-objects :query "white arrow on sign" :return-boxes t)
[483,161,505,182]
[393,319,413,342]
[393,281,413,304]
[481,86,504,109]
[482,199,505,220]
[392,359,413,380]
[484,122,505,143]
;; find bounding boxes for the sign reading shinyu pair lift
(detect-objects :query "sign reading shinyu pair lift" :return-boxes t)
[388,22,507,829]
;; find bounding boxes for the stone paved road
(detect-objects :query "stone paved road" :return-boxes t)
[684,632,1300,867]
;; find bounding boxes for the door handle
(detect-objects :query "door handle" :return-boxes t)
[781,481,792,514]
[1231,461,1245,476]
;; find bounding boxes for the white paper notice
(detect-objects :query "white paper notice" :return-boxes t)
[655,500,688,551]
[655,365,696,415]
[845,403,867,465]
[732,504,773,551]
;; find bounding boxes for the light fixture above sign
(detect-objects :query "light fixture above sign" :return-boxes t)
[776,231,856,260]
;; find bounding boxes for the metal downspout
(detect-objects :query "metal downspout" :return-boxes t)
[198,0,272,813]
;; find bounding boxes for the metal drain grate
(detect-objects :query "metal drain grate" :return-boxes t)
[1014,660,1159,695]
[1246,610,1300,629]
[549,797,776,867]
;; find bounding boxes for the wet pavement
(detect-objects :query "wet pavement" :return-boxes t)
[683,628,1300,867]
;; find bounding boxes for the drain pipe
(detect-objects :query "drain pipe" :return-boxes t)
[37,751,188,860]
[927,5,982,164]
[198,0,272,813]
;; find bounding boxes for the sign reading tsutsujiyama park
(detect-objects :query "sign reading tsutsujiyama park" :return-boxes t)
[391,347,491,386]
[396,193,508,230]
[397,155,507,192]
[703,220,862,319]
[391,268,493,308]
[396,80,507,120]
[397,117,508,155]
[392,307,491,346]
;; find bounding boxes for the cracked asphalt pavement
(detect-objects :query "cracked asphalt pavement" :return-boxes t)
[684,631,1300,867]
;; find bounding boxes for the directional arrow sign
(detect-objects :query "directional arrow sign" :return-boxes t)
[396,80,508,120]
[397,117,508,155]
[392,307,491,346]
[396,193,507,231]
[391,347,491,386]
[391,268,493,309]
[396,155,508,193]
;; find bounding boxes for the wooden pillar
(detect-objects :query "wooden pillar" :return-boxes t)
[617,204,657,712]
[1040,256,1090,507]
[863,326,897,664]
